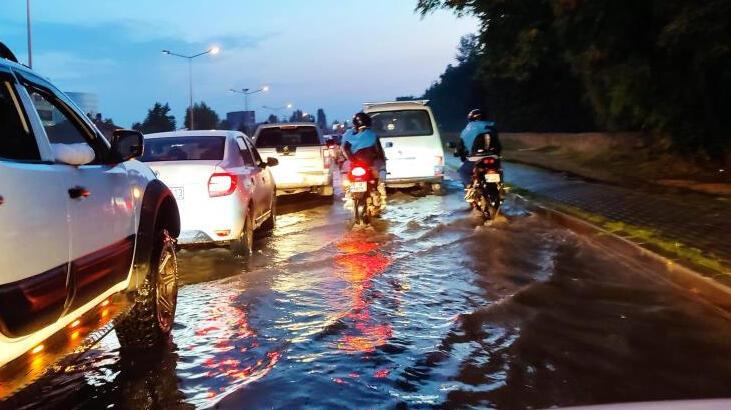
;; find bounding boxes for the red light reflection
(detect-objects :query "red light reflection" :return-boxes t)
[333,234,395,353]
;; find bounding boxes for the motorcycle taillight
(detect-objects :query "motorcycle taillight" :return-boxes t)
[349,165,370,182]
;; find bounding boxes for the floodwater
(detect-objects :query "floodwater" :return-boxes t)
[6,178,731,409]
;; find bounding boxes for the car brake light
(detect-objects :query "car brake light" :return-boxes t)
[483,157,496,165]
[208,173,237,197]
[351,167,367,177]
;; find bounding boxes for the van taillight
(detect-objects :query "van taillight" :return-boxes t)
[208,173,237,197]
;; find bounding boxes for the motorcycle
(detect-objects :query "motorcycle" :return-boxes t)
[345,162,383,225]
[449,130,505,220]
[466,154,504,220]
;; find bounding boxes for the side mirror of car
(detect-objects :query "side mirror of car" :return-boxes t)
[110,129,144,163]
[446,142,456,149]
[266,157,279,167]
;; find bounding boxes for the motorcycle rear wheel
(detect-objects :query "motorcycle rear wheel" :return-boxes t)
[353,197,369,225]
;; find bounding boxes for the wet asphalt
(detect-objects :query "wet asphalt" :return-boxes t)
[6,175,731,410]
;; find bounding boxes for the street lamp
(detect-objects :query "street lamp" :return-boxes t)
[262,103,294,122]
[162,45,220,130]
[230,86,269,112]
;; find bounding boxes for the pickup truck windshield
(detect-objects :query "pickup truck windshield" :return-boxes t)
[140,136,225,162]
[256,126,320,148]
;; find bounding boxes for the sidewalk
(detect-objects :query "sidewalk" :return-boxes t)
[502,162,731,285]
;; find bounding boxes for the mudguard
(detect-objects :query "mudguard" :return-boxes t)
[127,180,180,293]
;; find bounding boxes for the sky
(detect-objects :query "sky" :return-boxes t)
[0,1,477,128]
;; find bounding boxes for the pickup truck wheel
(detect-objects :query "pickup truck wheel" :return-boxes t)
[431,183,446,196]
[231,211,253,258]
[318,185,334,199]
[116,229,178,350]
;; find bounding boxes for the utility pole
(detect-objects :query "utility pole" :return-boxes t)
[26,0,32,68]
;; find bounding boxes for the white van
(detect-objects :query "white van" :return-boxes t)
[363,101,445,194]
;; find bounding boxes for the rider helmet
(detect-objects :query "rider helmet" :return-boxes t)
[352,112,372,129]
[467,109,484,122]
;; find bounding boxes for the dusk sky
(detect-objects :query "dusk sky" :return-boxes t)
[0,1,477,128]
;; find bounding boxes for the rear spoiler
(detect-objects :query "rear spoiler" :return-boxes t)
[363,100,430,108]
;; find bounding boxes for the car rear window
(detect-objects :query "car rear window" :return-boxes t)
[370,109,434,137]
[140,136,225,162]
[256,126,320,148]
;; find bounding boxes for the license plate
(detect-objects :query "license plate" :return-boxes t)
[171,187,184,200]
[351,181,368,193]
[484,173,501,183]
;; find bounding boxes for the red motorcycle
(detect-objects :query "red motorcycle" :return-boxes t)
[346,162,382,225]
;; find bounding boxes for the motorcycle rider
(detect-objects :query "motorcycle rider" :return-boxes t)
[457,109,501,187]
[342,112,387,211]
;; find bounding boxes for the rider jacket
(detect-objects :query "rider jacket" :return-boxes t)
[342,128,385,165]
[457,120,501,161]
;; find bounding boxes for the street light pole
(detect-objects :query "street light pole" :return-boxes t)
[162,46,220,130]
[262,103,294,122]
[26,0,32,68]
[230,86,269,113]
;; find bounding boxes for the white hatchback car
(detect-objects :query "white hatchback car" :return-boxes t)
[253,123,334,197]
[142,131,277,257]
[364,101,445,194]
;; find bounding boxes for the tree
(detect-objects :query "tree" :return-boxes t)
[184,102,220,130]
[267,114,278,123]
[219,119,232,130]
[416,0,731,159]
[132,102,176,133]
[316,109,327,131]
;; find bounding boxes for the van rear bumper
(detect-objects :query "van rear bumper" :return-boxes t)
[385,176,443,187]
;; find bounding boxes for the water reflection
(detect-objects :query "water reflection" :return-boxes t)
[334,233,394,353]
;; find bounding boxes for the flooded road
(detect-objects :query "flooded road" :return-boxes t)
[7,179,731,409]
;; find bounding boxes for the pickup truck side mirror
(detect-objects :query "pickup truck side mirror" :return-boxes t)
[265,157,279,167]
[110,129,144,163]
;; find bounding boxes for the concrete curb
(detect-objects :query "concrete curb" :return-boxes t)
[512,194,731,314]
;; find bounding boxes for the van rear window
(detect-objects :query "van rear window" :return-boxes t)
[140,136,225,162]
[256,126,320,148]
[370,110,433,137]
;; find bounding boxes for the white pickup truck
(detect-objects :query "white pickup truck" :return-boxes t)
[0,44,181,397]
[253,123,334,197]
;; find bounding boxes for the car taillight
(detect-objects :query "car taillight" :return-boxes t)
[208,173,237,197]
[483,157,496,165]
[351,166,367,177]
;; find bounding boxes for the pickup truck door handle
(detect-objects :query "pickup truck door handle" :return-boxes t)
[68,186,90,199]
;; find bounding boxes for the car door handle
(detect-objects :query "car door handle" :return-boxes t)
[68,186,90,199]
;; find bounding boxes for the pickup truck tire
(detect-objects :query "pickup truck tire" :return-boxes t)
[231,210,253,258]
[318,185,334,199]
[116,229,178,350]
[431,183,446,196]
